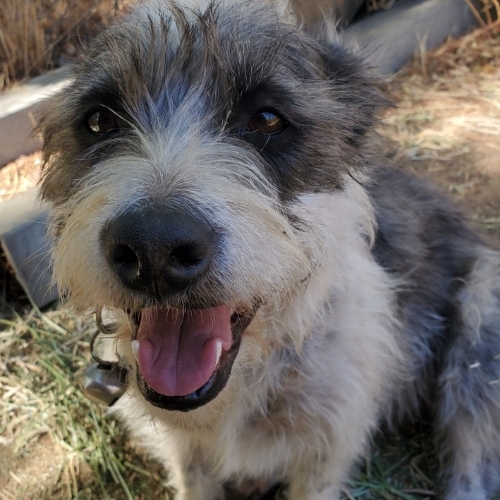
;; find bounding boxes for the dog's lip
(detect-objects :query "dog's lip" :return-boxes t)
[128,309,141,333]
[128,307,256,412]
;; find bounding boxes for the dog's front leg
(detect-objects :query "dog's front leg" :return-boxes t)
[168,452,224,500]
[287,466,341,500]
[286,446,359,500]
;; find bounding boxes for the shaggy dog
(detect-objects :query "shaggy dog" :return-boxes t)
[39,1,500,498]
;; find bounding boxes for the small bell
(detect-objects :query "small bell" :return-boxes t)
[82,361,128,407]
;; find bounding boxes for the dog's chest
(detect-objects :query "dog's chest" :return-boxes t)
[192,415,297,496]
[200,387,322,486]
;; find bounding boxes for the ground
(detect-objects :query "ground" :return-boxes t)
[379,24,500,245]
[0,0,133,90]
[0,22,499,500]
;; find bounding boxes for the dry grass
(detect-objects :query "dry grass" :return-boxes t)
[0,153,42,203]
[0,300,170,500]
[380,20,500,242]
[0,0,133,90]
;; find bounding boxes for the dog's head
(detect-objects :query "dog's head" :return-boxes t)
[39,0,383,413]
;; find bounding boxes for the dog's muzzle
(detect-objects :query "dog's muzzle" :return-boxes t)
[101,207,256,411]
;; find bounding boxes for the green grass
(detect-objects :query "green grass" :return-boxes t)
[346,425,439,500]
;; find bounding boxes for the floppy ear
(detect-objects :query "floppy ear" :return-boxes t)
[316,30,390,146]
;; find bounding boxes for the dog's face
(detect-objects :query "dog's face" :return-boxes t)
[39,0,382,413]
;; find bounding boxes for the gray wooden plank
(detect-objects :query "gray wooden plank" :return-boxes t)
[344,0,481,74]
[0,67,71,167]
[290,0,365,26]
[1,212,57,308]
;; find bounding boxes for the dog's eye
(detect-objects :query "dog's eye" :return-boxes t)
[247,110,286,135]
[86,110,120,135]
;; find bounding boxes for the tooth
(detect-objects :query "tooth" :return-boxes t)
[131,340,140,362]
[215,340,222,366]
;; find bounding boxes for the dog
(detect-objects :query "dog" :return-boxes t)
[38,0,500,498]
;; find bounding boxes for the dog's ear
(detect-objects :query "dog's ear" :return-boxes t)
[314,30,390,145]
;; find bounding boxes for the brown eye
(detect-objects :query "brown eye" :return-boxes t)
[86,110,120,135]
[247,110,286,135]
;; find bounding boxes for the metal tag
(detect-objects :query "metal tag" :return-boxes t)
[82,361,128,407]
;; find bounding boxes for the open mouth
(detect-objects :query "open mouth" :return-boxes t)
[129,306,255,412]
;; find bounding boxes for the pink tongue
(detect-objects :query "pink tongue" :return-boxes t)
[135,306,233,397]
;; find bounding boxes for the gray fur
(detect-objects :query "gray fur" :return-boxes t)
[38,1,500,498]
[370,166,500,498]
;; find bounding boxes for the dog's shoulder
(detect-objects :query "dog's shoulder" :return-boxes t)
[368,164,482,283]
[367,165,488,408]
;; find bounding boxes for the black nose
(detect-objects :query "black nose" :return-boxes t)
[101,207,214,297]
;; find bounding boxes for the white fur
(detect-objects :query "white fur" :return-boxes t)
[108,179,403,500]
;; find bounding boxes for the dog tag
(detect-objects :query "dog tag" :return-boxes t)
[82,361,128,407]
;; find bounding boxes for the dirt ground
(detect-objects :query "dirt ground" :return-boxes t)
[0,21,499,500]
[379,24,500,245]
